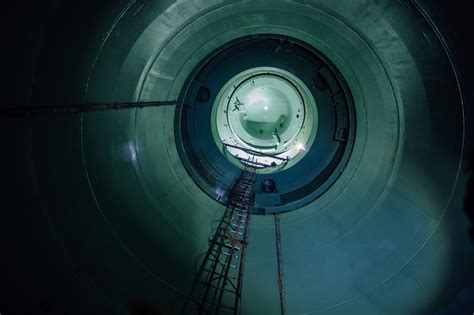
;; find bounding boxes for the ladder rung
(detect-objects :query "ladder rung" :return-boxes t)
[229,230,243,235]
[222,216,246,224]
[196,281,238,294]
[184,169,254,314]
[220,252,239,258]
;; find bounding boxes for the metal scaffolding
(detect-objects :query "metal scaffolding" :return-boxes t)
[182,167,256,315]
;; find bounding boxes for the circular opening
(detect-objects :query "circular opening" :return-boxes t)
[196,86,211,103]
[261,179,277,193]
[211,67,318,173]
[175,35,355,213]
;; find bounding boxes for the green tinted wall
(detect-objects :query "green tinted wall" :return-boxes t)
[1,1,473,314]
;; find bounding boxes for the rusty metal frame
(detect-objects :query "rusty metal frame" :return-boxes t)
[182,167,256,315]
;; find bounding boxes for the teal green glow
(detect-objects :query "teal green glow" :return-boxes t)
[211,67,318,173]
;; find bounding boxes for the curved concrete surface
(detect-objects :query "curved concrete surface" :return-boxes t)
[1,1,474,314]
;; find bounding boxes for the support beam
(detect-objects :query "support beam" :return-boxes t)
[274,214,287,315]
[0,100,177,117]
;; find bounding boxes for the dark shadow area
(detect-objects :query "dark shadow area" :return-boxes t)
[465,154,474,241]
[130,299,168,315]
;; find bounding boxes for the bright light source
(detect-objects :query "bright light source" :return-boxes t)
[296,143,305,151]
[264,105,268,110]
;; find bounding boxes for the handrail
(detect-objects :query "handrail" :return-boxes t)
[222,142,290,165]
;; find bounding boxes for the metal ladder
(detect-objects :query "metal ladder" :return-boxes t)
[182,167,256,315]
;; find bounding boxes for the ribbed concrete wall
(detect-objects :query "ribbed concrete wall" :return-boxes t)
[1,1,473,314]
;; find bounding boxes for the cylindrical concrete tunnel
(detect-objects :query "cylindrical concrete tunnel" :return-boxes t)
[1,1,474,314]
